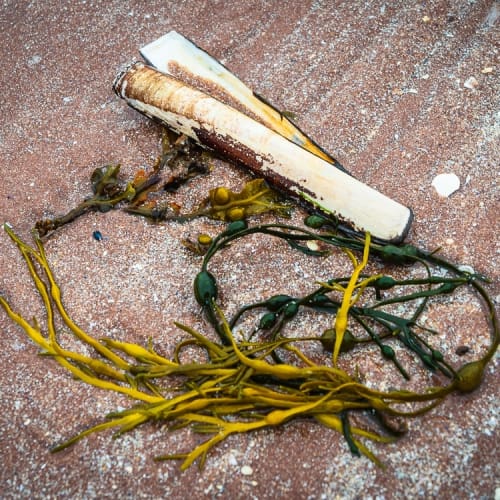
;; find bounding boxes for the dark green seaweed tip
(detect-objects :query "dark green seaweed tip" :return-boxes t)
[193,271,218,307]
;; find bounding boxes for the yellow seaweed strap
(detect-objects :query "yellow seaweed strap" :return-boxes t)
[333,233,379,365]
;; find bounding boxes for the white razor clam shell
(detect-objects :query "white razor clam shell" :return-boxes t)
[114,63,412,242]
[140,30,338,167]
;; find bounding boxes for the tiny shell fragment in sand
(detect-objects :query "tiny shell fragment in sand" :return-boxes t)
[463,76,479,89]
[241,465,253,476]
[307,241,319,252]
[431,173,460,197]
[458,264,475,275]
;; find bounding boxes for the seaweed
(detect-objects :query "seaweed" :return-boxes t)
[34,130,288,235]
[1,215,497,470]
[1,130,498,471]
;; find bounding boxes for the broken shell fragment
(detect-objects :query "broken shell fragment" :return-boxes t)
[463,76,479,89]
[113,62,412,242]
[431,173,460,197]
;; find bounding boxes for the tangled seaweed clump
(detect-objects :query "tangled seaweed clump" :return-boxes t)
[1,134,498,470]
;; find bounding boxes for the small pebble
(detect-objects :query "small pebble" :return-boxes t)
[27,54,42,66]
[481,66,494,74]
[456,345,470,356]
[431,173,460,197]
[93,230,103,241]
[240,465,253,476]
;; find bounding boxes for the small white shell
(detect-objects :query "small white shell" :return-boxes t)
[240,465,253,475]
[431,173,460,197]
[464,76,479,89]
